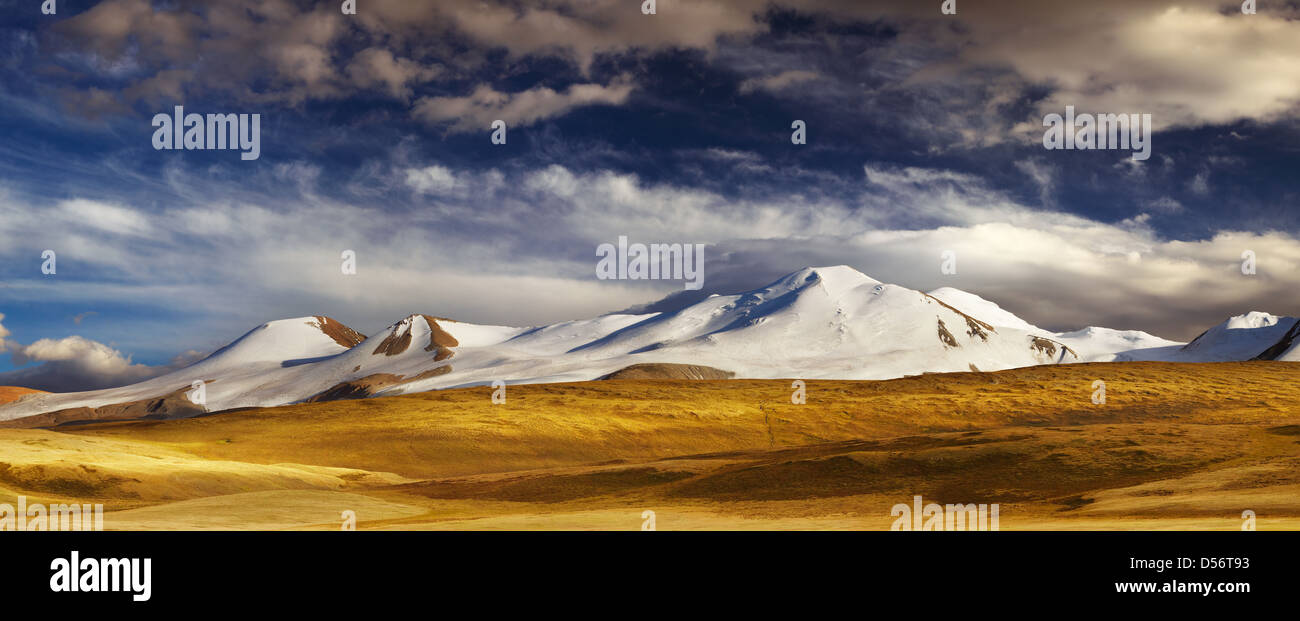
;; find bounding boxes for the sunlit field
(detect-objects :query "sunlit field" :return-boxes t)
[3,361,1298,530]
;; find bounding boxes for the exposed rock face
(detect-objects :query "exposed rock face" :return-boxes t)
[937,319,960,348]
[1030,336,1077,361]
[925,294,997,337]
[306,366,454,402]
[0,384,208,429]
[311,316,366,348]
[421,315,459,362]
[372,315,459,359]
[372,325,413,356]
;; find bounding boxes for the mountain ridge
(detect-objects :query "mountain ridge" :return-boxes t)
[1,266,1295,424]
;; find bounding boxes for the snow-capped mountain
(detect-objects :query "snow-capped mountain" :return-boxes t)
[924,289,1183,360]
[1175,312,1299,361]
[1059,312,1300,363]
[0,266,1294,424]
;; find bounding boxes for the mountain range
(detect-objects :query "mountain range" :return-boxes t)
[1,265,1296,425]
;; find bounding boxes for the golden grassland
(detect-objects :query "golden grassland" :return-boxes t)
[1,361,1298,530]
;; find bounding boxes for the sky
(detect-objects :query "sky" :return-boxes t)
[2,0,1300,391]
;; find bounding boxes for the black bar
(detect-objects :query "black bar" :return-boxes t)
[3,531,1285,610]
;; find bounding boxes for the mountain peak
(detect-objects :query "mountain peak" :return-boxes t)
[371,314,460,358]
[768,265,882,296]
[388,313,460,327]
[803,265,879,282]
[1222,311,1281,330]
[1180,312,1296,360]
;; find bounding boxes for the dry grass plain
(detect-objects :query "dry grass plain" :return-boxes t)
[2,361,1298,530]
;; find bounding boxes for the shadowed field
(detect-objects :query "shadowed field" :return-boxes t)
[1,361,1297,530]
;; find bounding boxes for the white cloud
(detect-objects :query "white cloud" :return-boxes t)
[1146,197,1185,214]
[0,313,13,352]
[0,311,212,392]
[58,198,153,236]
[1,335,170,392]
[346,48,441,101]
[404,166,458,195]
[373,0,769,72]
[900,1,1300,136]
[738,70,822,94]
[1190,172,1211,195]
[412,77,634,133]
